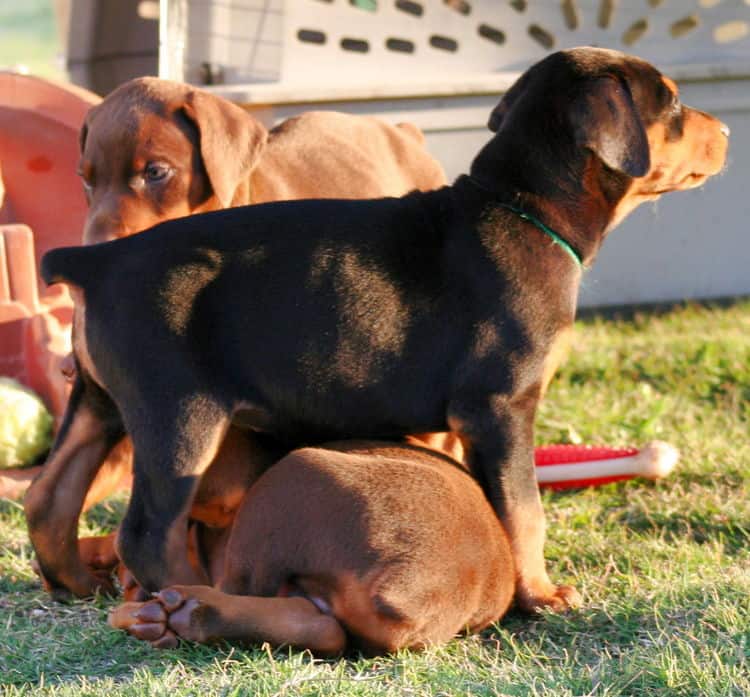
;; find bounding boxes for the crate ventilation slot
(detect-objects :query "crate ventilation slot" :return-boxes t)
[161,0,750,88]
[292,0,746,61]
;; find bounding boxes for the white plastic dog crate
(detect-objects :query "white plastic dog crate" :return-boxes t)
[160,0,750,307]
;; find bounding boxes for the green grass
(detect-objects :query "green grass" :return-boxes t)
[1,299,748,695]
[0,0,64,80]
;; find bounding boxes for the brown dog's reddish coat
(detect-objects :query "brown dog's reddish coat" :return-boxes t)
[102,441,515,655]
[79,78,446,244]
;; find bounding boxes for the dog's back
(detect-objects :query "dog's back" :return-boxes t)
[41,184,521,444]
[222,441,514,653]
[255,111,447,202]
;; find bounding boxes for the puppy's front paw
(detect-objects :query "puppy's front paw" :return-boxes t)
[109,599,179,649]
[109,586,217,648]
[516,580,582,613]
[31,555,117,600]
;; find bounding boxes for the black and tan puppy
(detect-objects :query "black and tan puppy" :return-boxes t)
[27,48,728,612]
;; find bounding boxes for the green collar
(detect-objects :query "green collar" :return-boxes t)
[498,203,586,271]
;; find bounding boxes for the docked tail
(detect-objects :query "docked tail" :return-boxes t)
[41,245,102,289]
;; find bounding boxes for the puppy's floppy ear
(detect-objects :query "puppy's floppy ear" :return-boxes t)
[487,100,509,132]
[570,76,650,177]
[79,122,88,153]
[79,107,95,153]
[488,69,531,132]
[181,90,268,207]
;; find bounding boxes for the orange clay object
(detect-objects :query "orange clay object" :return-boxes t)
[0,73,98,417]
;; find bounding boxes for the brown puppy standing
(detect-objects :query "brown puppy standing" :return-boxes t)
[78,77,446,244]
[29,48,728,617]
[26,78,448,591]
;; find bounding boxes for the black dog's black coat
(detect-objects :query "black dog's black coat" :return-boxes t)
[45,180,551,440]
[32,47,726,607]
[43,173,575,595]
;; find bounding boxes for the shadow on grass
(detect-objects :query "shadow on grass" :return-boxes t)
[478,574,748,694]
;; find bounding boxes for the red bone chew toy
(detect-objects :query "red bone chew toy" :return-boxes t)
[534,441,679,490]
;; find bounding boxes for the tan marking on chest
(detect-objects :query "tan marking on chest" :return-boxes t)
[540,326,574,397]
[69,288,105,388]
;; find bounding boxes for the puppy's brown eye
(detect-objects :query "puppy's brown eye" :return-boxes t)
[77,170,94,196]
[144,162,171,183]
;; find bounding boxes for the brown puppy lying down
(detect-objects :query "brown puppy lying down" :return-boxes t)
[89,440,514,656]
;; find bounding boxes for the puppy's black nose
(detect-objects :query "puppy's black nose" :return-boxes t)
[720,123,730,138]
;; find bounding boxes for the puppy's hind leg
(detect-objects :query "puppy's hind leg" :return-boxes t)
[25,374,125,598]
[109,585,347,657]
[116,393,232,593]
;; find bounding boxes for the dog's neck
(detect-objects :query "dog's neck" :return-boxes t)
[469,140,632,268]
